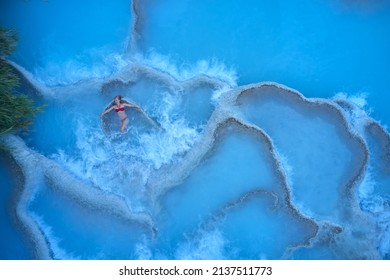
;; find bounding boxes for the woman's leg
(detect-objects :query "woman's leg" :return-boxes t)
[120,117,129,132]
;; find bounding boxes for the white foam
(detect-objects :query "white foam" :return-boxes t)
[175,229,227,260]
[332,92,374,134]
[356,165,390,259]
[357,168,377,199]
[50,117,151,210]
[357,194,390,259]
[138,124,199,169]
[211,84,233,103]
[132,51,238,87]
[29,213,82,260]
[34,49,129,87]
[333,92,369,109]
[138,94,200,169]
[134,236,153,260]
[273,149,294,186]
[377,210,390,258]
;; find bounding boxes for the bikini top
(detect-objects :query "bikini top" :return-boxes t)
[115,107,125,112]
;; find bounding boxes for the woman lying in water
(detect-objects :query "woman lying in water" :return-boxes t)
[100,95,141,132]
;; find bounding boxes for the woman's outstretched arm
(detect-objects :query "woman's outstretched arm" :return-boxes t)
[100,106,115,118]
[124,102,141,109]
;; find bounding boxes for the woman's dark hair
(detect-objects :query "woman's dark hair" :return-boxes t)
[115,95,122,100]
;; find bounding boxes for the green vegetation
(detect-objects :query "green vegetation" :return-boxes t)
[0,27,43,136]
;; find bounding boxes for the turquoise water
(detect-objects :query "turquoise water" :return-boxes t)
[237,87,365,221]
[0,155,31,259]
[1,0,390,259]
[140,0,390,123]
[29,184,149,259]
[1,0,131,84]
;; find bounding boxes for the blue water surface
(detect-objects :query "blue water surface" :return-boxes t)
[139,0,390,124]
[0,0,131,84]
[0,155,31,259]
